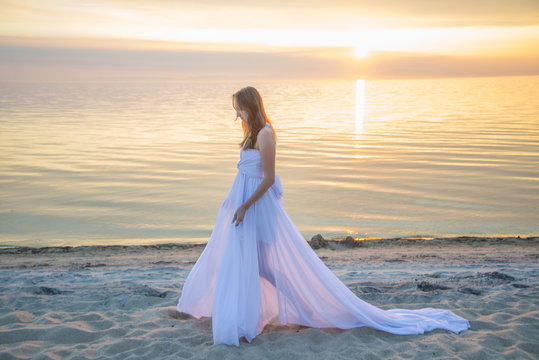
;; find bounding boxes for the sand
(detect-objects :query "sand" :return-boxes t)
[0,236,537,359]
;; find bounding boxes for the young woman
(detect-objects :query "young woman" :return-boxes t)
[177,86,470,347]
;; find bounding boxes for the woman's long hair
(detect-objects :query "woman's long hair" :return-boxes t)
[232,86,276,149]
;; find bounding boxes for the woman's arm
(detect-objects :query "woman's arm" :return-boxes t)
[232,127,276,226]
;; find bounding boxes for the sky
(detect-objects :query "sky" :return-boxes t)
[1,0,538,81]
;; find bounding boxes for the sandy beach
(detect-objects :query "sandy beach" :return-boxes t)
[0,236,537,359]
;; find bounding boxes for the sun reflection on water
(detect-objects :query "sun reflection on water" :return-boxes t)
[354,78,366,159]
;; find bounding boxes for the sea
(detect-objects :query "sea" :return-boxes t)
[1,75,538,247]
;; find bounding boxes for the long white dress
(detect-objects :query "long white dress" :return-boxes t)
[177,123,471,347]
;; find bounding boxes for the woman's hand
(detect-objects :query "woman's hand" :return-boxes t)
[232,204,247,226]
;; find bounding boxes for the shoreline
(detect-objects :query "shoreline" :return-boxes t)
[0,235,537,255]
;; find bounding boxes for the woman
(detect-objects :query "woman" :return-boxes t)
[177,86,470,347]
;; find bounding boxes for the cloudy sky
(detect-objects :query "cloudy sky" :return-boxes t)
[1,0,538,81]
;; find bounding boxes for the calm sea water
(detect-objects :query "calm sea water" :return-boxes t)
[1,76,538,247]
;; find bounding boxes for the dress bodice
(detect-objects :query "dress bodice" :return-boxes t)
[237,122,272,179]
[236,122,282,198]
[237,148,263,178]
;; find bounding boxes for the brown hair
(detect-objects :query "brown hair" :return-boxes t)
[232,86,276,149]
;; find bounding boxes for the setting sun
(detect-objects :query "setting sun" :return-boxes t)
[354,46,369,58]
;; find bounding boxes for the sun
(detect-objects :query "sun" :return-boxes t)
[354,46,369,58]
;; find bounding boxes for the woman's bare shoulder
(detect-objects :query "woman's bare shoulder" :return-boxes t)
[259,125,275,137]
[256,126,276,149]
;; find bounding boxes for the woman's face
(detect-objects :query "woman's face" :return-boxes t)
[233,98,248,123]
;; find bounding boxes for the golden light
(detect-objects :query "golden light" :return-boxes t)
[354,46,369,58]
[355,79,365,133]
[353,78,366,160]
